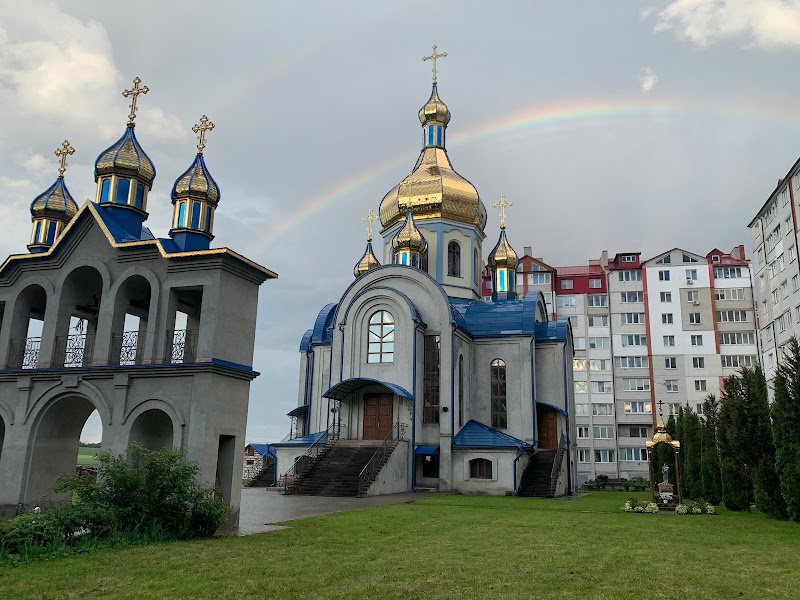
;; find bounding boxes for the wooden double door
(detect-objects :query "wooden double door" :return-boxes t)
[537,405,558,449]
[363,394,393,440]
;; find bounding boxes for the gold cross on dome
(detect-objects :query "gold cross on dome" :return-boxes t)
[54,139,75,177]
[122,77,149,126]
[492,193,513,230]
[362,208,379,242]
[422,44,447,84]
[192,115,215,154]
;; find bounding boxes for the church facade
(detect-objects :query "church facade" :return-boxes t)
[276,67,576,496]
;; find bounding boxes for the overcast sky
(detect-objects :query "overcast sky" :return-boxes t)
[2,0,800,443]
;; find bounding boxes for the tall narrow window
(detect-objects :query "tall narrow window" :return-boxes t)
[448,241,461,277]
[33,221,42,243]
[367,310,394,363]
[134,184,145,209]
[458,355,464,427]
[115,178,130,204]
[99,178,111,203]
[474,248,480,284]
[46,221,57,245]
[423,335,440,423]
[491,358,507,429]
[177,202,187,228]
[191,202,201,229]
[204,206,212,232]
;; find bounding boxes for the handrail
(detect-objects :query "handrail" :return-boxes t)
[279,423,340,493]
[357,422,407,494]
[548,433,567,492]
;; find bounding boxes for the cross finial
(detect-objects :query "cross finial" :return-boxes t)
[192,115,215,154]
[422,44,447,84]
[657,398,665,420]
[492,193,513,230]
[362,208,379,243]
[122,77,149,127]
[54,139,75,178]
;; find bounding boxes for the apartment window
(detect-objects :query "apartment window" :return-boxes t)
[686,269,698,281]
[557,295,577,308]
[694,380,707,392]
[791,245,797,262]
[593,426,615,439]
[683,253,698,263]
[696,403,705,415]
[711,255,720,263]
[659,270,670,281]
[589,337,610,349]
[779,255,786,271]
[621,447,647,461]
[591,381,612,393]
[692,357,705,369]
[573,358,587,372]
[569,316,579,328]
[691,334,703,346]
[716,310,748,323]
[561,279,574,290]
[669,403,682,415]
[656,255,672,264]
[629,426,648,438]
[663,335,675,347]
[589,359,610,371]
[592,403,613,416]
[618,270,642,281]
[622,378,651,392]
[578,449,591,462]
[623,401,652,414]
[529,272,551,285]
[577,426,590,439]
[793,275,799,292]
[575,404,589,416]
[622,255,637,263]
[783,280,790,299]
[589,278,602,289]
[665,380,679,392]
[662,313,673,325]
[726,288,744,301]
[687,290,699,303]
[573,338,585,350]
[594,450,616,463]
[660,292,672,302]
[719,332,755,345]
[614,356,648,369]
[423,335,441,424]
[621,334,647,347]
[621,291,644,303]
[574,381,588,394]
[772,289,779,306]
[665,357,677,369]
[587,294,607,307]
[714,289,726,301]
[588,315,609,327]
[689,312,701,324]
[782,188,790,205]
[714,266,743,279]
[621,312,645,324]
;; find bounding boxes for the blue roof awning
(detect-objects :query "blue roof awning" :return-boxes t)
[452,420,532,451]
[323,378,414,401]
[287,405,310,418]
[415,445,439,456]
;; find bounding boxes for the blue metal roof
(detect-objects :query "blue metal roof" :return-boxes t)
[449,293,539,338]
[245,443,276,459]
[535,320,569,342]
[272,430,328,447]
[452,419,531,450]
[415,445,439,455]
[287,404,310,417]
[311,303,337,346]
[94,205,147,243]
[299,329,313,352]
[323,377,414,401]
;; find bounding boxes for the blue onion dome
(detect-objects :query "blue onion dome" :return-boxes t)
[354,242,381,278]
[418,83,450,126]
[30,177,78,221]
[391,211,428,254]
[94,127,156,186]
[488,229,518,271]
[171,153,220,204]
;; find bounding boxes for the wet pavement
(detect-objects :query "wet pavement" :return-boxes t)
[238,488,426,536]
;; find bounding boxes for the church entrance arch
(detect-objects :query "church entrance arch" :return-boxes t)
[25,393,102,505]
[537,404,558,449]
[127,408,173,451]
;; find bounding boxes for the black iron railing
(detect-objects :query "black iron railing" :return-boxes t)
[7,337,41,369]
[548,433,567,494]
[165,329,197,363]
[357,422,407,495]
[279,423,343,493]
[54,333,95,368]
[111,331,145,365]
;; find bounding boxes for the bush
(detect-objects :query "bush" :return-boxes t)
[623,497,658,514]
[675,500,715,515]
[627,476,648,492]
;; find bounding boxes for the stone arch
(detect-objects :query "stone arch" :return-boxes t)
[5,282,49,368]
[108,272,158,365]
[51,265,107,367]
[123,398,184,451]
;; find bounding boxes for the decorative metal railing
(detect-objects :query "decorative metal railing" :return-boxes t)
[54,333,95,368]
[357,422,407,495]
[7,337,41,369]
[548,433,567,494]
[165,329,197,364]
[110,331,145,365]
[279,423,343,493]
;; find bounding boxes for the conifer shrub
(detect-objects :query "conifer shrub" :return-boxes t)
[771,338,800,522]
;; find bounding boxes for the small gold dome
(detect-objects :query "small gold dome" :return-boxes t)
[354,242,381,278]
[30,177,78,221]
[418,83,450,126]
[652,419,673,445]
[391,211,428,254]
[488,229,518,271]
[172,154,220,204]
[95,127,156,186]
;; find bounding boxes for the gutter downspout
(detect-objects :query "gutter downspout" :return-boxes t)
[411,323,420,491]
[513,449,523,495]
[563,343,573,495]
[530,338,537,447]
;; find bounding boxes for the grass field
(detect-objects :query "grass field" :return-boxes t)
[0,492,797,599]
[77,446,100,467]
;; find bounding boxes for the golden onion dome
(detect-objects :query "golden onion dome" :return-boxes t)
[354,242,381,278]
[488,228,518,271]
[391,211,428,254]
[30,177,79,221]
[95,127,156,186]
[651,419,673,445]
[172,153,220,204]
[418,83,451,126]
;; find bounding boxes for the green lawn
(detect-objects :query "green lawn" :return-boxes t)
[77,446,100,467]
[1,492,798,599]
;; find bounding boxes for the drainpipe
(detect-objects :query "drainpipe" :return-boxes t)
[451,327,456,434]
[513,450,522,494]
[411,323,419,491]
[530,338,537,447]
[563,343,573,495]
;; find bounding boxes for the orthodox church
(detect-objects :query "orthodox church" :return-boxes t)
[276,53,576,497]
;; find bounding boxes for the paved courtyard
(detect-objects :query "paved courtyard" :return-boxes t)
[238,488,426,535]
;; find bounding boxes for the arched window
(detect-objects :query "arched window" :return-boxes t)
[491,358,507,429]
[367,310,394,363]
[448,241,461,277]
[469,458,492,479]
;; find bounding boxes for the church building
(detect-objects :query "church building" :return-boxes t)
[276,52,576,497]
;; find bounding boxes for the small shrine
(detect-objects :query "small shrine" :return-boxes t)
[645,401,682,508]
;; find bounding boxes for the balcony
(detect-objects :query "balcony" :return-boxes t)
[165,329,197,364]
[8,336,41,369]
[54,333,95,368]
[110,331,146,366]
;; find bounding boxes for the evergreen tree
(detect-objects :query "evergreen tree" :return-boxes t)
[772,338,800,521]
[745,366,787,519]
[700,394,722,504]
[718,373,752,510]
[682,408,703,500]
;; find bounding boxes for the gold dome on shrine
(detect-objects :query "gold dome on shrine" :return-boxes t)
[354,242,381,278]
[488,229,518,271]
[651,419,673,445]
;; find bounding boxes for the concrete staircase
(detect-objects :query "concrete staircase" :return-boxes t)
[288,441,397,497]
[248,461,276,487]
[518,449,557,497]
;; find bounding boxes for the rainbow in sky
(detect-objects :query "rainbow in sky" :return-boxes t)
[246,94,795,253]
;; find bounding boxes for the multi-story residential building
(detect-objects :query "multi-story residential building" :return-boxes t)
[515,247,557,319]
[748,163,800,382]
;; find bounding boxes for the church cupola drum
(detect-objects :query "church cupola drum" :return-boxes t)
[391,210,427,267]
[169,115,220,251]
[487,195,518,301]
[28,140,79,253]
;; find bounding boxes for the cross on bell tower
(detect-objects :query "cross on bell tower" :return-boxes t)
[122,77,149,127]
[193,115,215,154]
[492,193,513,230]
[422,44,447,84]
[54,140,75,178]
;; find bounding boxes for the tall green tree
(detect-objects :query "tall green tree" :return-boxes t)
[718,373,752,510]
[680,408,703,501]
[700,394,722,504]
[772,338,800,521]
